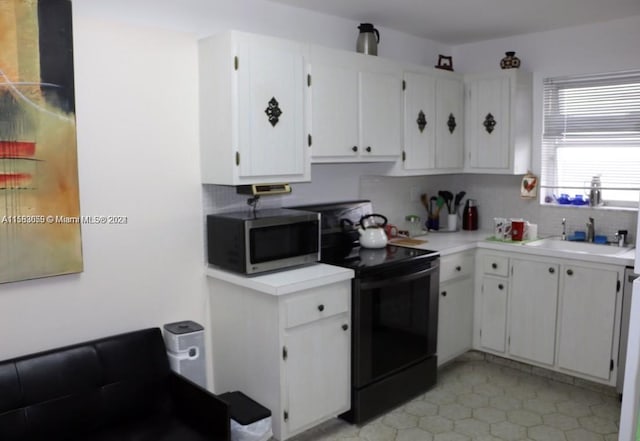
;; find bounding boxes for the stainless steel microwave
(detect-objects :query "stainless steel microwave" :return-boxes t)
[206,208,320,275]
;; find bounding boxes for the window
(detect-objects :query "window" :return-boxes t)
[542,71,640,207]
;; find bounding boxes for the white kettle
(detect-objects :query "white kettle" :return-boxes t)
[358,214,388,249]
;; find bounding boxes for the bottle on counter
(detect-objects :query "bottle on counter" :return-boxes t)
[462,199,478,231]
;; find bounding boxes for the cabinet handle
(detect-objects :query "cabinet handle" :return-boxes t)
[352,146,358,152]
[342,324,349,331]
[498,284,504,290]
[366,146,372,153]
[318,304,325,312]
[492,263,498,269]
[441,291,447,297]
[549,267,555,274]
[456,266,462,272]
[567,269,574,276]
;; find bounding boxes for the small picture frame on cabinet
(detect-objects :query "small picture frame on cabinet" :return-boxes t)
[435,55,453,71]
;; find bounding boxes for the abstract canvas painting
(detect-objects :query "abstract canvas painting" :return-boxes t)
[0,0,82,283]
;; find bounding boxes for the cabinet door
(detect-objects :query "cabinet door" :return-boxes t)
[237,38,306,178]
[360,71,402,158]
[311,63,359,159]
[557,264,619,381]
[438,276,473,365]
[509,259,559,365]
[435,77,464,169]
[403,72,436,170]
[479,276,508,353]
[467,76,510,169]
[284,313,350,435]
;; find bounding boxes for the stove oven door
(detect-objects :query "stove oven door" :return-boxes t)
[352,258,439,388]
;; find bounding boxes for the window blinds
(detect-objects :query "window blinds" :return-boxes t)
[542,71,640,204]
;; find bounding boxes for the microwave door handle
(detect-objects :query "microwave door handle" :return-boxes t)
[360,265,438,290]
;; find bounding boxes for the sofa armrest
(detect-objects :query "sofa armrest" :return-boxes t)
[169,372,230,441]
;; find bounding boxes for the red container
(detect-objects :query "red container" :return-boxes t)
[511,219,526,241]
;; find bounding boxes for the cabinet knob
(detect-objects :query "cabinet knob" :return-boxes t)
[498,284,504,290]
[549,267,555,274]
[318,304,325,312]
[492,263,498,269]
[567,269,574,276]
[342,324,349,331]
[352,146,358,152]
[456,266,462,272]
[366,146,372,153]
[441,291,447,297]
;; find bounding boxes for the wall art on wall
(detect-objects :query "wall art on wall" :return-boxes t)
[0,0,82,284]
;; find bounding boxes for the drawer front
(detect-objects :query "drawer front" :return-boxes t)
[440,253,474,283]
[482,255,509,277]
[285,283,350,329]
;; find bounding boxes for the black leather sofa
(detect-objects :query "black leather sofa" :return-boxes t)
[0,328,230,441]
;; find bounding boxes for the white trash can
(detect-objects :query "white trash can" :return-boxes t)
[219,391,273,441]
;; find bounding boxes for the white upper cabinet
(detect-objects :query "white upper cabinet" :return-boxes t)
[435,76,465,170]
[199,31,310,185]
[387,69,464,176]
[464,70,532,174]
[359,70,403,158]
[310,46,402,162]
[310,59,359,159]
[402,71,436,170]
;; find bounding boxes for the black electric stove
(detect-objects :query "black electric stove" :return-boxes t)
[321,243,438,275]
[288,201,440,424]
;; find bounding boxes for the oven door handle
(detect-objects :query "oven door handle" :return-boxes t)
[360,265,438,289]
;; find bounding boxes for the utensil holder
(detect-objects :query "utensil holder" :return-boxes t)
[447,214,457,232]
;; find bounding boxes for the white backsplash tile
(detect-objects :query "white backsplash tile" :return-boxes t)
[201,165,637,246]
[360,173,637,245]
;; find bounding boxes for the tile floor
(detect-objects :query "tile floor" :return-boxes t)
[292,355,621,441]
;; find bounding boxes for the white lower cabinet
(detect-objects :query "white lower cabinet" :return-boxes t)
[478,275,508,353]
[474,250,623,386]
[284,312,350,435]
[509,259,559,366]
[477,253,509,353]
[557,263,621,382]
[437,252,474,365]
[209,278,351,440]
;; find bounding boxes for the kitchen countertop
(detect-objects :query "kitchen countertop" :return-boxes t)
[390,230,488,256]
[206,232,635,295]
[392,230,636,266]
[206,263,354,296]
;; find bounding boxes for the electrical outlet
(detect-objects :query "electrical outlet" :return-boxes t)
[410,186,420,202]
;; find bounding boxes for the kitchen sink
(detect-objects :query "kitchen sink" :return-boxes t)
[525,237,634,256]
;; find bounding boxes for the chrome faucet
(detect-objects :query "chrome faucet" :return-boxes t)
[615,230,628,247]
[561,218,566,240]
[586,217,595,242]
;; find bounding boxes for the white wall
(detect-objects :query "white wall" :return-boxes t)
[75,0,450,66]
[0,18,204,359]
[0,1,447,362]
